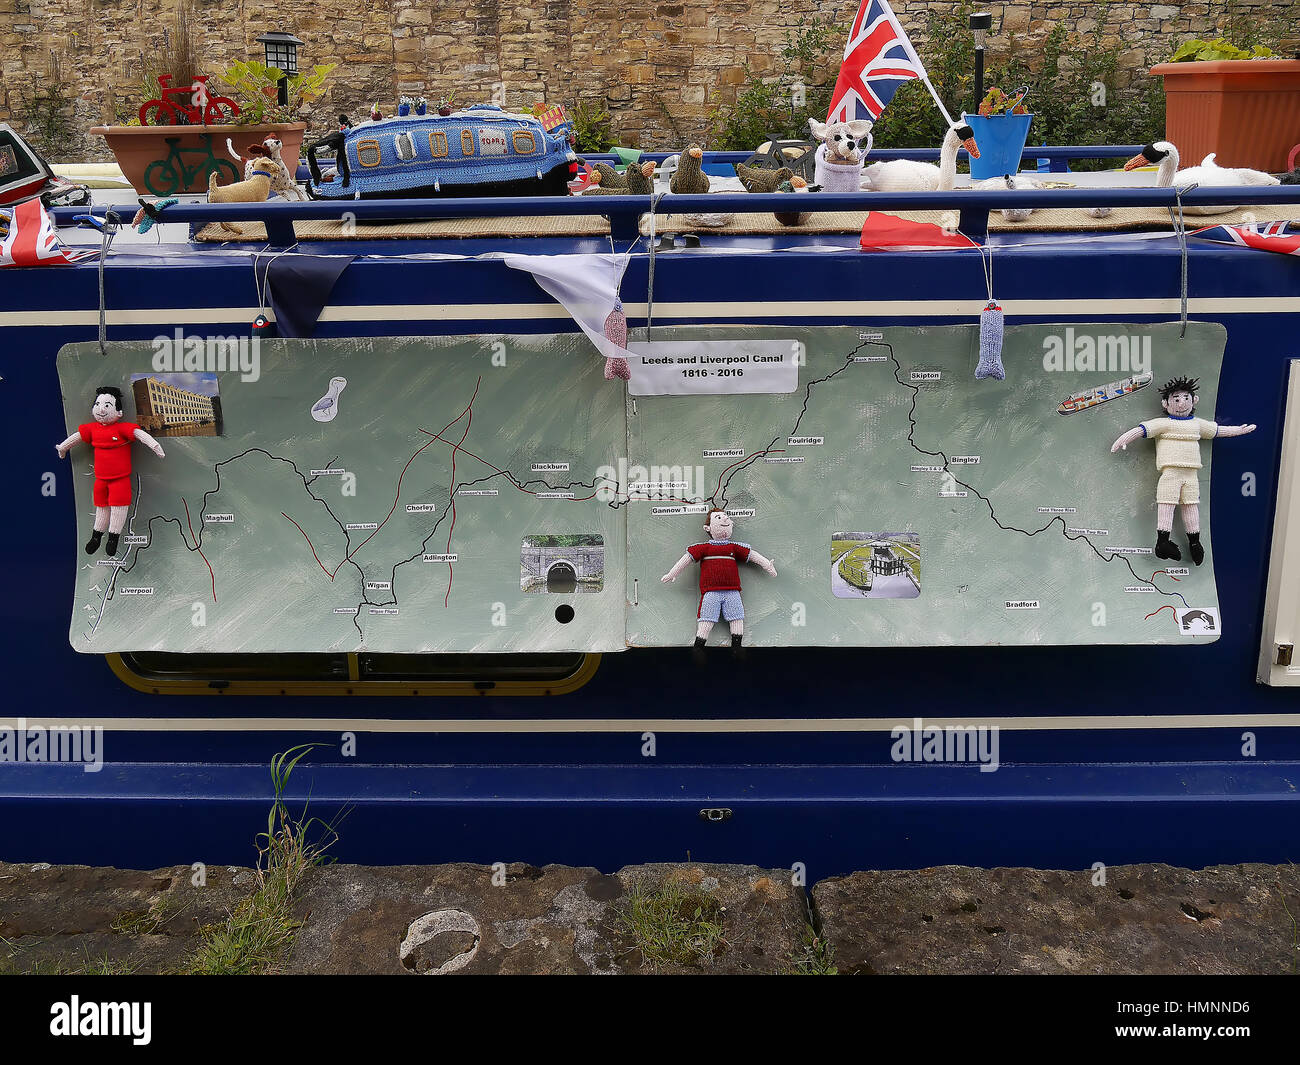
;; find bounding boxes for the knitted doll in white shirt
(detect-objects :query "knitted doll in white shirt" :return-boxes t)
[1110,376,1255,565]
[661,507,777,657]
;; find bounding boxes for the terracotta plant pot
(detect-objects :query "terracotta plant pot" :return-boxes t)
[1151,60,1300,172]
[89,122,308,195]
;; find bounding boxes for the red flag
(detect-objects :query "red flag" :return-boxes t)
[0,197,96,267]
[859,212,979,251]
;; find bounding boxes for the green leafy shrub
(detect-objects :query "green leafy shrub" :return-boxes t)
[570,99,614,152]
[20,52,75,156]
[1168,38,1274,62]
[217,59,336,125]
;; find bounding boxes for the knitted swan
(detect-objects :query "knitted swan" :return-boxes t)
[862,123,1041,222]
[860,122,979,191]
[1123,141,1280,216]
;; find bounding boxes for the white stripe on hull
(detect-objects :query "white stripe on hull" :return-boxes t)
[2,297,1298,328]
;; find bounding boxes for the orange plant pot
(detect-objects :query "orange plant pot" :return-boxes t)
[90,123,308,195]
[1150,60,1300,172]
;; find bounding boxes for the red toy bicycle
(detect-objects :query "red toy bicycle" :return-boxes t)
[138,75,240,126]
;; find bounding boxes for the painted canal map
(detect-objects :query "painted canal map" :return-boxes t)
[59,322,1226,652]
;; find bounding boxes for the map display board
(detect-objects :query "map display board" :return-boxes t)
[60,336,626,653]
[59,322,1226,652]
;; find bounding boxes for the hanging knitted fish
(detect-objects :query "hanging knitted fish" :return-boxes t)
[603,298,630,380]
[974,300,1005,380]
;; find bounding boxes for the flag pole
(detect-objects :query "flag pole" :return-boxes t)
[919,73,956,127]
[893,1,958,127]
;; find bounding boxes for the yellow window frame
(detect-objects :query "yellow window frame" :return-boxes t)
[107,652,601,697]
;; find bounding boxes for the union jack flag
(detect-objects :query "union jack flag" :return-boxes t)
[1192,219,1300,256]
[827,0,927,124]
[0,198,97,267]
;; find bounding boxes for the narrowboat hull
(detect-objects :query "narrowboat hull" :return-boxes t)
[3,172,1299,877]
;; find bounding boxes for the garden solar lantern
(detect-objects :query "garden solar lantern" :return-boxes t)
[255,30,303,105]
[969,12,992,111]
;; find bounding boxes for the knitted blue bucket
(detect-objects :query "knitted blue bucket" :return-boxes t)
[966,113,1033,180]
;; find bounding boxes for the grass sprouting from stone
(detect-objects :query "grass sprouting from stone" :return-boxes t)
[616,879,727,967]
[788,926,838,975]
[184,745,341,975]
[111,893,181,937]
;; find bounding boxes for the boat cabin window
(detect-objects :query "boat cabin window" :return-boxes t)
[394,132,416,161]
[356,139,382,167]
[109,651,599,696]
[428,131,448,158]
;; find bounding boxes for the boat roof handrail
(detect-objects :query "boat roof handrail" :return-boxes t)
[581,144,1149,164]
[54,183,1300,245]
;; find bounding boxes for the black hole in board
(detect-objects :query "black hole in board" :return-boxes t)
[555,605,575,624]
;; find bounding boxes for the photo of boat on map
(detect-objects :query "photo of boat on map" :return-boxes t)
[831,532,921,599]
[1057,372,1153,416]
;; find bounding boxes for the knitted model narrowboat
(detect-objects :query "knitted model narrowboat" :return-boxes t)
[305,105,576,200]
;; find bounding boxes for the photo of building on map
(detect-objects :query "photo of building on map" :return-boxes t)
[521,534,605,593]
[129,372,223,438]
[832,532,921,599]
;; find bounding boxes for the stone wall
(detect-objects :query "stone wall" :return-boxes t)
[0,0,1292,160]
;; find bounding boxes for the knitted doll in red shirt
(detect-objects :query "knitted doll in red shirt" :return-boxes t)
[56,386,165,556]
[661,507,777,656]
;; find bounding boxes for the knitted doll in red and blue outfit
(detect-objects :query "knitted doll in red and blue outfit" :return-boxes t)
[661,507,777,655]
[56,386,165,556]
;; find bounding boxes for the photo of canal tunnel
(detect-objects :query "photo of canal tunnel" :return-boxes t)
[521,534,605,593]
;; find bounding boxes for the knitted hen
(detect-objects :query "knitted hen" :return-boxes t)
[586,162,656,196]
[592,162,628,188]
[735,163,793,193]
[670,146,710,195]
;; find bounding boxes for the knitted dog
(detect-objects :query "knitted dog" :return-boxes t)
[209,157,276,202]
[227,136,305,201]
[209,157,278,234]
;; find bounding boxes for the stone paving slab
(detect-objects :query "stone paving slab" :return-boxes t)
[6,858,1297,974]
[812,863,1300,975]
[285,861,809,974]
[0,860,254,974]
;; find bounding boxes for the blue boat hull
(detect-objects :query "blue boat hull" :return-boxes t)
[3,215,1299,877]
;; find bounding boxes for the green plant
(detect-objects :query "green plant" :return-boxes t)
[570,98,615,153]
[615,879,727,967]
[976,86,1029,116]
[184,745,341,975]
[707,16,838,150]
[788,926,838,974]
[1213,0,1293,54]
[20,51,75,157]
[216,59,336,125]
[111,893,180,937]
[1168,38,1274,62]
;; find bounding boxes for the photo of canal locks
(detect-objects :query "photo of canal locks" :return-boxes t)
[832,532,921,600]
